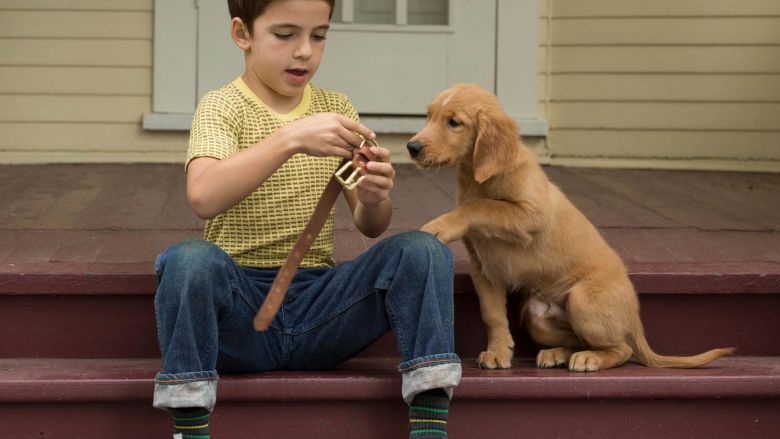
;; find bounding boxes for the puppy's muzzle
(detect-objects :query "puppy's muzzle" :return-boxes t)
[406,141,424,158]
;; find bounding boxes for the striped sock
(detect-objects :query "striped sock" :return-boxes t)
[409,388,449,438]
[171,407,210,439]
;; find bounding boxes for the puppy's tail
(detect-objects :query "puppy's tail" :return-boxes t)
[627,320,735,368]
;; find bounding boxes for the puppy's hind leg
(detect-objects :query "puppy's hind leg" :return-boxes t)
[566,283,634,372]
[524,295,583,368]
[470,262,515,369]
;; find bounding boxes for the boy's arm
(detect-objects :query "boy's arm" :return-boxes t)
[187,130,294,219]
[344,145,394,238]
[188,113,374,219]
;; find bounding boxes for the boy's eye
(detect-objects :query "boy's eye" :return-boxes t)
[313,34,327,41]
[274,33,293,39]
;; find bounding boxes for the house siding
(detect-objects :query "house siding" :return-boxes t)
[0,0,186,163]
[0,0,778,171]
[544,0,780,171]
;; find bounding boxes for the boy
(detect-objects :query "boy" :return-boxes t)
[152,1,461,438]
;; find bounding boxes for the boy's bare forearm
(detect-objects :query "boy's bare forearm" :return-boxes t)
[354,197,393,238]
[187,130,296,219]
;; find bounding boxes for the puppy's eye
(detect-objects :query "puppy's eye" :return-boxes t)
[448,117,460,128]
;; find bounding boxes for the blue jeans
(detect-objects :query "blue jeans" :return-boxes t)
[152,231,461,411]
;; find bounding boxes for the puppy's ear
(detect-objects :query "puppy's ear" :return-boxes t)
[473,110,524,183]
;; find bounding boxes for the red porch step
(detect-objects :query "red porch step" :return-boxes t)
[1,164,779,438]
[1,262,778,359]
[1,356,778,438]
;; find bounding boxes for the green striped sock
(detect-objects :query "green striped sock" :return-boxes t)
[409,388,449,438]
[171,407,210,439]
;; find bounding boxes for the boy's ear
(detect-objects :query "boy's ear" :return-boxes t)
[230,17,252,50]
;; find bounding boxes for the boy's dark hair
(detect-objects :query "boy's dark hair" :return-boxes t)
[228,0,336,34]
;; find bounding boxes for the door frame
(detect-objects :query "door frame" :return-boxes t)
[144,0,547,136]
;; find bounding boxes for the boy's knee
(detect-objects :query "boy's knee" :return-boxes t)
[156,241,233,297]
[157,240,226,274]
[393,231,452,265]
[376,232,454,288]
[155,240,232,306]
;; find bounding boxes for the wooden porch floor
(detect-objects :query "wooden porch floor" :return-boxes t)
[0,163,778,293]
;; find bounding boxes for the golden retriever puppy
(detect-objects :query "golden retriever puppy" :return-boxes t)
[407,83,734,371]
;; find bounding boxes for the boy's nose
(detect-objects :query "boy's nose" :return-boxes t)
[294,42,313,59]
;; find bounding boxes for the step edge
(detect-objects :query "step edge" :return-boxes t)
[2,377,778,403]
[2,358,779,403]
[1,271,779,295]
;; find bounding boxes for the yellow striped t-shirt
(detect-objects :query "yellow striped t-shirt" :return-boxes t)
[186,77,359,268]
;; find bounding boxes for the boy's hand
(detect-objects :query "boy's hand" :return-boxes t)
[356,145,394,206]
[281,113,375,159]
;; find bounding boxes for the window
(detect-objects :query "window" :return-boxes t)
[333,0,449,26]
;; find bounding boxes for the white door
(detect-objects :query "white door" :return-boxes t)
[196,0,496,115]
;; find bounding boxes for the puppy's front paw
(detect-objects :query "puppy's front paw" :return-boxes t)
[421,214,463,244]
[476,348,513,369]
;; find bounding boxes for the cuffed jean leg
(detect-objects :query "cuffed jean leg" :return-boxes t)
[377,232,461,403]
[283,231,461,403]
[152,240,282,411]
[399,359,461,404]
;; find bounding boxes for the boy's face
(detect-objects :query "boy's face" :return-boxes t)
[241,0,331,108]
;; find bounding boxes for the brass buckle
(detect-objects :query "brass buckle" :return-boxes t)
[335,137,378,190]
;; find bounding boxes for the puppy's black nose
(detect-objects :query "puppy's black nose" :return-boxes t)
[407,141,424,158]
